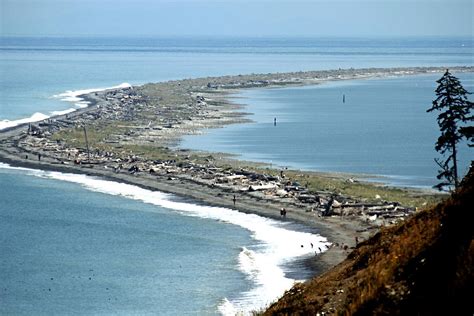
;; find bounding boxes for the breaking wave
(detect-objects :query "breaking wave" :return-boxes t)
[0,83,131,130]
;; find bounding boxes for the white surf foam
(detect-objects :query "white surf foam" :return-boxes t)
[0,112,50,130]
[0,83,132,131]
[53,82,131,106]
[50,108,76,116]
[0,163,330,315]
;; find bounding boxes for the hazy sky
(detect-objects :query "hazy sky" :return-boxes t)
[1,0,473,37]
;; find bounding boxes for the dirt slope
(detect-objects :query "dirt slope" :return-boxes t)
[265,167,474,315]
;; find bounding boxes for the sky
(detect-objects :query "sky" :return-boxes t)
[1,0,473,37]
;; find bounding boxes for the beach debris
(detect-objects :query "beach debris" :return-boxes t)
[249,183,278,191]
[6,69,428,230]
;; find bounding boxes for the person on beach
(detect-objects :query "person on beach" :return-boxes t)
[280,208,287,217]
[323,196,334,216]
[274,117,277,126]
[233,194,236,206]
[38,153,41,161]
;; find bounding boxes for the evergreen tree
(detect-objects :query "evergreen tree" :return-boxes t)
[460,126,474,147]
[427,69,473,190]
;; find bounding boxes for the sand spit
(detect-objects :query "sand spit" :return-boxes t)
[1,66,470,273]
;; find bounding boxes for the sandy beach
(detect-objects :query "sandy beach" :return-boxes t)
[1,66,471,276]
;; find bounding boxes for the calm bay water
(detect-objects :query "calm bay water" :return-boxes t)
[1,36,473,314]
[180,73,474,188]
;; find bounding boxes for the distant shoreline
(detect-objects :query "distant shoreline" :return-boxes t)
[0,66,470,294]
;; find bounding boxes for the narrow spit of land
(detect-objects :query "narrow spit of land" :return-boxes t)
[1,66,470,272]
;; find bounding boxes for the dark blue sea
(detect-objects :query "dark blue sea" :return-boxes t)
[1,36,473,314]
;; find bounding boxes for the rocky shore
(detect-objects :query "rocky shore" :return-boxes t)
[1,66,470,275]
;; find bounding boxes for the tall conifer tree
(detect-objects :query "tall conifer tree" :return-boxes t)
[427,70,473,190]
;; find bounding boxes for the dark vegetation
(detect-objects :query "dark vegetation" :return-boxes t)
[428,70,473,190]
[264,166,474,315]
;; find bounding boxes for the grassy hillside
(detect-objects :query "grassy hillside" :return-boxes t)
[264,166,474,315]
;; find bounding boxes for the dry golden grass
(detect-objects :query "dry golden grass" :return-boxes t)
[265,168,474,315]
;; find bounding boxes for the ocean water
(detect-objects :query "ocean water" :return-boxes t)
[0,164,328,315]
[1,36,472,127]
[180,73,474,188]
[1,36,473,314]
